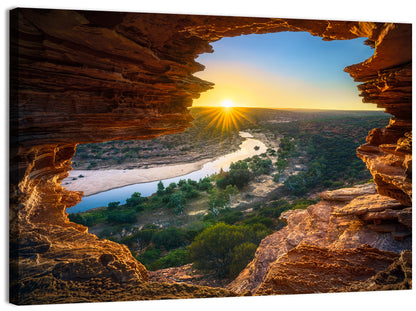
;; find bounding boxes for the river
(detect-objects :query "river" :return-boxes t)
[67,131,267,213]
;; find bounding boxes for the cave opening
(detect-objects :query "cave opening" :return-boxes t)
[62,30,397,281]
[10,9,412,304]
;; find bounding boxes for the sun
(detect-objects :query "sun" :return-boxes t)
[221,99,234,108]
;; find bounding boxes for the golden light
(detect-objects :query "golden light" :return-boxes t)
[221,99,234,108]
[199,107,255,136]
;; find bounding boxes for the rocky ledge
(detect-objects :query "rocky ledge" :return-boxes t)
[228,184,411,294]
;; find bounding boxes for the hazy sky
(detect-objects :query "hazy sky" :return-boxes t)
[193,31,379,110]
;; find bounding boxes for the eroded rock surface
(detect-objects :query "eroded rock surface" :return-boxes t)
[255,244,399,295]
[227,184,411,294]
[10,8,412,304]
[334,249,412,292]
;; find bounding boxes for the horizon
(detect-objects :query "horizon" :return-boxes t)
[193,32,381,111]
[190,106,387,113]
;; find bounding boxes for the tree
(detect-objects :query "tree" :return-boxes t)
[224,184,239,208]
[249,156,272,180]
[189,223,247,278]
[207,187,228,215]
[157,181,165,196]
[126,192,145,211]
[152,227,186,251]
[165,182,177,194]
[217,160,252,189]
[198,177,213,191]
[68,213,84,225]
[107,201,120,211]
[228,242,257,278]
[275,158,289,174]
[106,211,136,224]
[166,191,186,214]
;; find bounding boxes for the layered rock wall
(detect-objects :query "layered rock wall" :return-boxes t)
[227,184,411,294]
[10,8,411,304]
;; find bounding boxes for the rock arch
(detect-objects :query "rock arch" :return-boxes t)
[10,8,411,303]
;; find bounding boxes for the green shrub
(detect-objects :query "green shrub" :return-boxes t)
[137,247,162,268]
[106,211,136,224]
[189,222,265,278]
[166,191,186,215]
[243,215,274,229]
[228,242,257,278]
[150,248,191,270]
[107,201,120,211]
[68,213,84,225]
[152,227,186,251]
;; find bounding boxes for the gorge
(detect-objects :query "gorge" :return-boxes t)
[10,8,412,304]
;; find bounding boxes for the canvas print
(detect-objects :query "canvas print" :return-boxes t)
[9,8,412,305]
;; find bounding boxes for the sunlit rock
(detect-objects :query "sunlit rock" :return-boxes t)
[10,8,412,303]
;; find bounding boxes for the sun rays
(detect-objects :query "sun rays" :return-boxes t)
[199,106,255,135]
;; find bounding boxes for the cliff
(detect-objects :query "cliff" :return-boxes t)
[227,184,411,294]
[10,8,411,304]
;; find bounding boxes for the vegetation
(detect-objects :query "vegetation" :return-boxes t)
[68,108,390,283]
[189,222,265,278]
[69,182,319,278]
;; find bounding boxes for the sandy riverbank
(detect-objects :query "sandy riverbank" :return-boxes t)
[63,131,277,197]
[64,159,211,196]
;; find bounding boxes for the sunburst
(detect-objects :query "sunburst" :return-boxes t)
[199,105,255,137]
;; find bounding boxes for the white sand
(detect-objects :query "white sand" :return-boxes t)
[63,159,210,196]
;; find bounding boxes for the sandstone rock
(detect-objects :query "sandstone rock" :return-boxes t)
[334,250,412,292]
[148,263,231,288]
[10,8,412,303]
[332,193,404,216]
[229,185,411,294]
[255,243,399,295]
[319,183,376,201]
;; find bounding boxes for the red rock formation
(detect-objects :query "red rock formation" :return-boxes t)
[10,8,411,304]
[255,244,399,295]
[227,184,411,294]
[334,249,412,292]
[148,263,233,289]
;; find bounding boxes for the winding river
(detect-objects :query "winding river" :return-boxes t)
[67,131,267,213]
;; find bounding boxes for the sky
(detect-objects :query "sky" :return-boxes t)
[193,31,379,110]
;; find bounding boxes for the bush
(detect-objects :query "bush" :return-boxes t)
[136,246,162,268]
[243,215,274,229]
[228,242,257,278]
[152,227,186,251]
[218,210,243,225]
[106,211,136,224]
[150,248,191,270]
[108,201,120,211]
[126,192,146,211]
[120,228,157,249]
[217,160,252,189]
[189,223,246,277]
[68,213,84,225]
[189,222,264,278]
[166,191,186,214]
[272,173,281,183]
